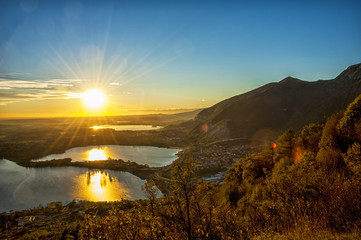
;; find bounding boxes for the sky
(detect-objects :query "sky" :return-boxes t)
[0,0,361,118]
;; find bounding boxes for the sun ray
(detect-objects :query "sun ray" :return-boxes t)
[103,115,120,145]
[41,117,84,157]
[66,117,86,149]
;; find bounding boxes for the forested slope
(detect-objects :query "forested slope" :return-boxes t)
[76,94,361,239]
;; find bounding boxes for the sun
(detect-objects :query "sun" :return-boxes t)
[82,89,106,109]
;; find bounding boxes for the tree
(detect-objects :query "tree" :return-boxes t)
[344,142,361,175]
[273,129,295,164]
[316,112,344,170]
[169,157,198,240]
[337,94,361,140]
[298,123,323,153]
[337,94,361,148]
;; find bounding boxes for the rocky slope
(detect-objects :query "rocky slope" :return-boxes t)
[190,63,361,144]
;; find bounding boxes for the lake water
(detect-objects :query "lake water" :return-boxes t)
[34,145,180,167]
[0,159,146,212]
[0,146,180,212]
[91,125,163,131]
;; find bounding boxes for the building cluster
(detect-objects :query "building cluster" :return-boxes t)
[0,201,85,235]
[193,144,250,169]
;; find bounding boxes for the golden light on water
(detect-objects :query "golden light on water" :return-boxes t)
[76,148,130,201]
[89,172,105,198]
[75,171,129,201]
[87,148,108,161]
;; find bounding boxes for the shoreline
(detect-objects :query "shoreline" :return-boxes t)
[17,158,162,180]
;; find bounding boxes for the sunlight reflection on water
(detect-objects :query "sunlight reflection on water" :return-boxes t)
[75,170,130,201]
[34,145,180,167]
[90,125,163,131]
[87,148,108,161]
[0,159,146,211]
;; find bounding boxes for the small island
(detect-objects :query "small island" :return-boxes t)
[18,158,159,180]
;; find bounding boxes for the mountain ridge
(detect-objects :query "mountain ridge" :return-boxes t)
[190,63,361,143]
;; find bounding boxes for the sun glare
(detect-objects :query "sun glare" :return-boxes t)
[82,89,106,109]
[88,148,108,161]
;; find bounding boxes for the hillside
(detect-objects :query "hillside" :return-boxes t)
[4,93,361,239]
[190,63,361,143]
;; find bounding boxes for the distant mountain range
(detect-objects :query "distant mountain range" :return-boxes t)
[189,63,361,144]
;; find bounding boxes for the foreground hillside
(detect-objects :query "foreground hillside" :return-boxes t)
[79,93,361,239]
[2,95,361,239]
[190,63,361,142]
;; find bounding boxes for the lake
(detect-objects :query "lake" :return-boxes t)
[91,125,163,131]
[34,145,180,167]
[0,146,180,212]
[0,159,146,212]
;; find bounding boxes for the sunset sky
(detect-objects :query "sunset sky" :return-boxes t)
[1,0,361,118]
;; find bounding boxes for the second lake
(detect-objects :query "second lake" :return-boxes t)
[33,145,181,167]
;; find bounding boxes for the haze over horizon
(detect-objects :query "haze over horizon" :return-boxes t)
[1,0,361,118]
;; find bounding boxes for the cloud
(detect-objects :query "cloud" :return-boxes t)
[0,79,82,89]
[0,78,85,105]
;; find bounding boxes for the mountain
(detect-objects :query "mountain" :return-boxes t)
[190,63,361,144]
